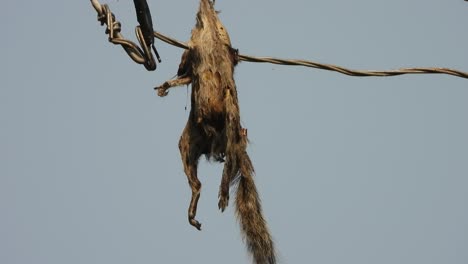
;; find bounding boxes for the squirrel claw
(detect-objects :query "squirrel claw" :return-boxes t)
[156,85,169,97]
[218,194,229,212]
[189,218,202,231]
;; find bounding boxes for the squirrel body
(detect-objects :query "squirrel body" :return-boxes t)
[156,1,276,263]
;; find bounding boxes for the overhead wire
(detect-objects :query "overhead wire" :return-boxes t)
[92,0,468,80]
[154,32,468,79]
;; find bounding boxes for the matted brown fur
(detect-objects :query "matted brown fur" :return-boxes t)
[156,1,276,263]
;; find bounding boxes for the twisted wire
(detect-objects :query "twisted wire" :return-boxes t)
[91,0,156,70]
[153,32,468,80]
[238,55,468,79]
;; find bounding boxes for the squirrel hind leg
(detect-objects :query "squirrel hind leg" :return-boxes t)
[179,123,203,230]
[218,161,232,212]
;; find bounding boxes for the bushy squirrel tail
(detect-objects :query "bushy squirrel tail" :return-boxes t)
[234,153,276,264]
[222,54,276,264]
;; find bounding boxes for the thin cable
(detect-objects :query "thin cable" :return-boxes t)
[153,31,468,80]
[239,55,468,79]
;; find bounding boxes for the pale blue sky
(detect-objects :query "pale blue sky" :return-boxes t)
[2,1,467,263]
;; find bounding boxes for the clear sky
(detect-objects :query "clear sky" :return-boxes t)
[2,1,467,263]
